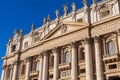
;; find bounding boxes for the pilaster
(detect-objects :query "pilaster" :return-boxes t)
[94,36,104,80]
[71,41,78,80]
[25,57,31,80]
[84,38,93,80]
[12,61,18,80]
[42,51,49,80]
[38,55,43,80]
[1,65,6,80]
[53,47,59,80]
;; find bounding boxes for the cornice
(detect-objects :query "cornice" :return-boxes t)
[20,24,89,54]
[92,14,120,27]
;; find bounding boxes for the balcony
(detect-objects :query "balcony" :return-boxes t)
[30,70,39,77]
[59,62,71,70]
[78,60,85,66]
[49,66,54,72]
[103,53,120,63]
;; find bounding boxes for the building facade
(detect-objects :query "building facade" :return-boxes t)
[1,0,120,80]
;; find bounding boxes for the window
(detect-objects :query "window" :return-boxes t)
[77,18,83,22]
[80,69,85,73]
[11,45,16,52]
[34,36,40,42]
[21,64,25,75]
[100,10,110,18]
[24,42,28,48]
[109,64,117,69]
[107,41,115,54]
[36,61,40,71]
[79,48,85,60]
[65,51,70,63]
[49,74,53,79]
[61,70,70,78]
[49,55,54,67]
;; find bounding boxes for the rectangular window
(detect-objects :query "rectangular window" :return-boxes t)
[11,45,16,52]
[80,69,85,73]
[49,74,53,78]
[77,18,83,22]
[34,37,39,42]
[24,42,28,48]
[100,10,110,18]
[60,70,70,78]
[109,64,117,69]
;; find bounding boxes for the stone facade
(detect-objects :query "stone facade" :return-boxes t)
[1,0,120,80]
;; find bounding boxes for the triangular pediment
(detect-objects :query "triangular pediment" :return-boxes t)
[43,21,89,40]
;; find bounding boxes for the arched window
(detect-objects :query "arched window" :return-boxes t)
[21,64,25,75]
[36,61,40,71]
[107,41,115,54]
[65,51,70,63]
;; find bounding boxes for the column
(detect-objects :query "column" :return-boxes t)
[25,57,31,80]
[4,66,8,80]
[1,66,5,80]
[117,30,120,53]
[38,56,43,80]
[94,36,104,80]
[53,47,59,80]
[85,38,93,80]
[42,52,48,80]
[71,42,78,80]
[12,61,18,80]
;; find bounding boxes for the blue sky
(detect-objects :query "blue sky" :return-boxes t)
[0,0,101,77]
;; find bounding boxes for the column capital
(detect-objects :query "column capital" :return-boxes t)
[84,37,91,44]
[115,29,120,35]
[52,47,59,54]
[2,65,6,69]
[43,51,49,56]
[13,60,18,65]
[38,53,43,59]
[71,41,77,48]
[94,36,100,43]
[25,57,32,62]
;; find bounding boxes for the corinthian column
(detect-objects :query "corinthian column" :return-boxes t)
[12,61,18,80]
[85,38,93,80]
[117,30,120,53]
[25,57,31,80]
[42,52,48,80]
[1,66,5,80]
[94,36,104,80]
[71,41,78,80]
[53,47,59,80]
[38,56,43,80]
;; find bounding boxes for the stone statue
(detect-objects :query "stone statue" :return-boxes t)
[55,9,60,19]
[64,4,68,16]
[93,0,97,4]
[72,2,76,11]
[20,29,23,36]
[43,17,47,24]
[47,14,50,23]
[83,0,88,7]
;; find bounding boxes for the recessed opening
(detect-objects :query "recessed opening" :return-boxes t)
[109,64,117,69]
[109,76,120,80]
[49,74,53,78]
[11,45,16,52]
[100,10,110,18]
[80,69,85,73]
